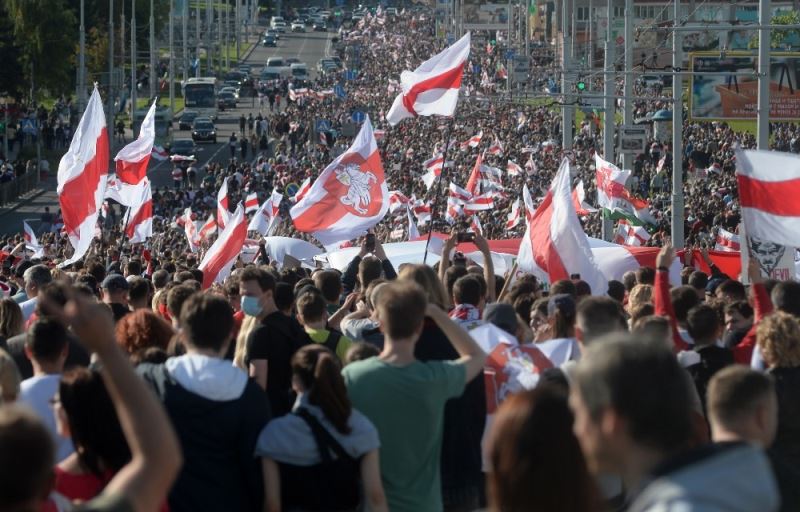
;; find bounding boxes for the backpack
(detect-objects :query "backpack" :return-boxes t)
[321,329,342,356]
[277,408,361,511]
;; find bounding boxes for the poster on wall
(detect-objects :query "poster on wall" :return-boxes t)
[462,0,511,30]
[689,52,800,120]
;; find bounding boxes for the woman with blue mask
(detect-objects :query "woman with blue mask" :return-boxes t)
[233,268,277,376]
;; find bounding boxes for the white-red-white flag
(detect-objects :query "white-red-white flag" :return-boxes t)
[714,227,741,252]
[465,152,483,196]
[386,32,470,125]
[411,197,432,225]
[421,154,444,190]
[57,86,109,267]
[292,177,311,203]
[245,192,259,213]
[613,219,651,247]
[572,180,598,216]
[487,138,503,155]
[217,178,230,229]
[506,199,522,230]
[389,190,410,214]
[197,215,217,243]
[470,215,483,236]
[445,196,464,223]
[522,184,535,220]
[448,182,472,202]
[23,220,38,248]
[464,194,494,214]
[123,178,153,244]
[461,130,483,150]
[199,203,247,289]
[735,148,800,248]
[518,158,605,292]
[151,145,169,161]
[290,116,388,246]
[183,208,199,253]
[525,154,537,175]
[248,190,284,235]
[115,100,156,185]
[506,160,523,177]
[595,153,655,225]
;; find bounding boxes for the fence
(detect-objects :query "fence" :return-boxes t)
[0,170,40,207]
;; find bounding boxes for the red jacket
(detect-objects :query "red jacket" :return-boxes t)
[654,269,690,353]
[733,283,772,364]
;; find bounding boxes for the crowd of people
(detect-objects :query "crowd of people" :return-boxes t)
[0,5,799,512]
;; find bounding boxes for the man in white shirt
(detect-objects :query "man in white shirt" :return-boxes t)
[19,264,53,322]
[18,319,74,462]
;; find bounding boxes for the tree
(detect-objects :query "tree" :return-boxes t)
[748,11,800,49]
[3,0,78,96]
[0,1,25,99]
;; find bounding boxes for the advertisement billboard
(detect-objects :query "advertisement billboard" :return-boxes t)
[689,52,800,120]
[462,1,510,30]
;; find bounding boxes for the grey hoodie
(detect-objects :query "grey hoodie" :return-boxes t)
[628,443,779,512]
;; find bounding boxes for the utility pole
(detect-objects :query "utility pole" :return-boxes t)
[570,0,576,60]
[672,0,684,249]
[108,0,115,150]
[169,0,175,118]
[621,0,633,171]
[601,0,615,241]
[757,0,770,150]
[131,0,137,129]
[236,0,241,63]
[149,0,156,99]
[588,0,593,71]
[525,0,530,57]
[562,0,573,150]
[196,0,201,67]
[218,3,224,72]
[78,0,86,115]
[182,0,188,83]
[206,0,213,75]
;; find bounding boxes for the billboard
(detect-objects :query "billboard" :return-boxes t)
[462,1,510,30]
[689,52,800,120]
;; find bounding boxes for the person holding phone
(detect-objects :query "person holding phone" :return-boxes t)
[341,234,397,295]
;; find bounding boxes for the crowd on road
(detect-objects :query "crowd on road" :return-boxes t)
[1,6,800,512]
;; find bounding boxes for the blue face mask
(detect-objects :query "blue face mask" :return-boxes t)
[241,295,263,317]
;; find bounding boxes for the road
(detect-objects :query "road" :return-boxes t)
[0,27,331,235]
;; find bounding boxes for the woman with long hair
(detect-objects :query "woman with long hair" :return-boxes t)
[0,297,23,345]
[486,386,600,512]
[255,345,387,512]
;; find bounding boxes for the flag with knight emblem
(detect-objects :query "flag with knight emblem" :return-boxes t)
[290,116,389,246]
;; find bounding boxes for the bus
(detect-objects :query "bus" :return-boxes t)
[133,105,172,146]
[182,77,218,120]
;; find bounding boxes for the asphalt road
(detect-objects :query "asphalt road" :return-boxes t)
[0,27,331,235]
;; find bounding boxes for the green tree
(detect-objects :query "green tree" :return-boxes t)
[4,0,78,96]
[0,1,25,98]
[748,11,800,49]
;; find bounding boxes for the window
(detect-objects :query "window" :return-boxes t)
[577,6,589,21]
[613,6,625,18]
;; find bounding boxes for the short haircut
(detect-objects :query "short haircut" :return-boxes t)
[358,256,383,290]
[23,264,52,289]
[180,293,234,351]
[189,269,204,284]
[313,270,342,303]
[128,277,151,303]
[274,282,295,312]
[670,286,700,323]
[26,319,68,364]
[771,281,800,317]
[688,271,708,291]
[686,304,720,344]
[297,291,326,324]
[125,260,142,277]
[622,271,637,292]
[0,406,54,510]
[174,270,195,284]
[453,275,482,306]
[631,315,671,345]
[574,334,693,452]
[375,281,427,340]
[167,285,196,318]
[716,280,746,302]
[574,280,591,298]
[725,301,753,320]
[444,265,468,299]
[239,266,275,293]
[152,269,169,289]
[756,312,800,368]
[576,297,627,345]
[550,279,577,298]
[86,261,106,284]
[707,366,774,427]
[607,280,625,303]
[635,267,655,285]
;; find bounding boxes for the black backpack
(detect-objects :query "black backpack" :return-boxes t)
[277,408,361,511]
[321,329,343,357]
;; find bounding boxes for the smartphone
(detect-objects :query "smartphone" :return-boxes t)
[365,233,376,252]
[457,232,475,243]
[570,273,581,280]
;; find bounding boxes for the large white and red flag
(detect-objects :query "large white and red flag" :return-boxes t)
[735,148,800,247]
[518,158,605,292]
[386,32,471,125]
[183,208,199,253]
[448,181,473,202]
[292,177,311,203]
[421,154,444,190]
[506,198,522,230]
[248,190,284,235]
[23,221,44,258]
[572,180,598,216]
[613,219,651,247]
[388,190,410,214]
[464,194,494,214]
[199,203,247,289]
[290,116,389,246]
[506,160,523,177]
[461,130,483,150]
[197,215,217,243]
[123,178,153,244]
[595,153,655,225]
[217,178,230,229]
[411,197,432,225]
[114,100,156,185]
[57,86,109,266]
[714,227,741,252]
[244,192,260,213]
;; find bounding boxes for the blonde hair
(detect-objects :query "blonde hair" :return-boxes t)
[0,349,21,404]
[398,264,448,308]
[233,315,260,369]
[627,284,653,312]
[757,312,800,368]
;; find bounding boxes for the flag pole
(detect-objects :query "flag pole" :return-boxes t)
[423,115,457,265]
[119,206,132,255]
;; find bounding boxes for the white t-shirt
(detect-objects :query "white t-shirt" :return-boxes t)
[20,296,37,321]
[19,374,74,462]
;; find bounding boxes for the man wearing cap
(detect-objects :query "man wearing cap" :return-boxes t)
[102,274,131,322]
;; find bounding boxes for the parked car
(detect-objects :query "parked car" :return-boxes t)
[220,86,239,100]
[290,63,308,79]
[262,34,277,46]
[170,138,198,157]
[266,57,285,68]
[272,21,287,33]
[291,21,305,32]
[178,110,198,130]
[266,28,280,40]
[313,20,327,31]
[217,91,237,109]
[191,118,217,144]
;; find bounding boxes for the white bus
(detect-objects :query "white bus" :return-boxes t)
[182,77,218,120]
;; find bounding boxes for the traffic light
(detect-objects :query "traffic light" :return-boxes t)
[576,80,586,92]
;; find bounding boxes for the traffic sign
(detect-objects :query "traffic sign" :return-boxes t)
[315,119,331,132]
[618,125,647,154]
[447,33,455,45]
[616,35,624,45]
[285,182,299,197]
[344,70,357,81]
[334,84,346,98]
[351,110,366,124]
[21,118,37,136]
[336,0,344,5]
[505,49,515,60]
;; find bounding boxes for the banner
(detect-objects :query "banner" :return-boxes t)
[462,1,510,30]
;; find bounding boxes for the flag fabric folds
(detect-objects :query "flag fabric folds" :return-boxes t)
[124,178,153,244]
[217,178,230,228]
[57,86,109,267]
[245,192,260,213]
[115,100,156,185]
[594,153,655,225]
[386,32,471,125]
[199,203,247,289]
[715,227,741,252]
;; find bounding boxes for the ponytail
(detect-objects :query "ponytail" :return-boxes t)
[291,346,353,435]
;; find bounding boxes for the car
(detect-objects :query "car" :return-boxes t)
[269,16,284,27]
[285,57,300,65]
[262,34,277,46]
[272,21,287,33]
[266,57,285,68]
[639,75,665,89]
[178,110,198,130]
[290,63,308,79]
[220,86,239,100]
[217,91,237,109]
[304,17,314,25]
[266,29,279,40]
[170,138,198,157]
[191,119,217,144]
[329,56,343,68]
[291,21,305,32]
[313,21,327,31]
[238,64,252,74]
